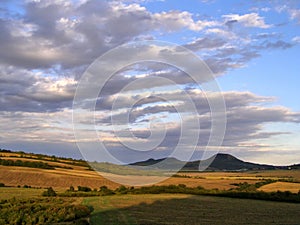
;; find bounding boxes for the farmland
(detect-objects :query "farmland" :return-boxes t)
[1,150,300,224]
[2,164,300,192]
[0,187,300,225]
[1,150,300,192]
[83,194,300,225]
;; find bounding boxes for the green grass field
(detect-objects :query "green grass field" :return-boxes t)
[83,194,300,225]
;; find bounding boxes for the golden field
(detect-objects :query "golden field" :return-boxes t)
[1,151,300,193]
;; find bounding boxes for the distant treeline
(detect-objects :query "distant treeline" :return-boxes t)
[55,182,300,203]
[0,158,55,170]
[0,148,88,168]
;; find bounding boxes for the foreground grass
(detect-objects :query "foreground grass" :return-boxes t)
[84,194,300,225]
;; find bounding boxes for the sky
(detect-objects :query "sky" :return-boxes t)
[0,0,300,165]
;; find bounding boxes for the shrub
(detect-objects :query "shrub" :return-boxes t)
[99,186,114,195]
[68,186,75,192]
[115,185,128,194]
[0,183,5,187]
[77,186,92,192]
[42,187,57,197]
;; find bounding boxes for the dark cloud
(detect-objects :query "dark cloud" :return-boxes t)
[224,19,238,29]
[90,89,300,155]
[0,66,75,112]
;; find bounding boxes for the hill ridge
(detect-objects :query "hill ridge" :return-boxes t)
[130,153,299,171]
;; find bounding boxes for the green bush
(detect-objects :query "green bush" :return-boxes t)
[78,186,92,192]
[42,187,57,197]
[99,186,114,195]
[115,185,128,194]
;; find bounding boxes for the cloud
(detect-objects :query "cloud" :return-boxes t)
[0,0,295,78]
[289,9,300,23]
[292,36,300,43]
[0,65,76,112]
[275,3,300,24]
[84,89,300,155]
[183,37,227,51]
[223,13,272,28]
[0,0,221,70]
[153,11,218,31]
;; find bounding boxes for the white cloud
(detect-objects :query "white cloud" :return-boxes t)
[289,9,300,23]
[292,36,300,43]
[223,13,272,28]
[153,10,218,31]
[205,28,237,39]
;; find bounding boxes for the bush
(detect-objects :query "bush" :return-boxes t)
[42,187,57,197]
[0,183,5,187]
[115,185,128,194]
[78,186,92,192]
[68,186,75,192]
[99,186,114,195]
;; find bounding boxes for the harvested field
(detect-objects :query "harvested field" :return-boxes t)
[0,165,259,190]
[258,181,300,193]
[0,166,120,189]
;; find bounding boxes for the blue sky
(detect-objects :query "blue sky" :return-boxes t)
[0,0,299,165]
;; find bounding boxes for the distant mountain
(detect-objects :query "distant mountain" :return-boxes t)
[130,153,292,171]
[130,157,186,170]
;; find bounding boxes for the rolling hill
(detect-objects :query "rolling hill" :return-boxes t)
[1,148,300,192]
[130,153,292,171]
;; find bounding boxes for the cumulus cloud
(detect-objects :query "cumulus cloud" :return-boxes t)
[0,65,76,112]
[183,37,227,51]
[223,13,272,29]
[289,9,300,23]
[153,11,218,31]
[0,0,221,70]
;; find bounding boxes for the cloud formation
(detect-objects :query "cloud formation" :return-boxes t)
[0,0,299,163]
